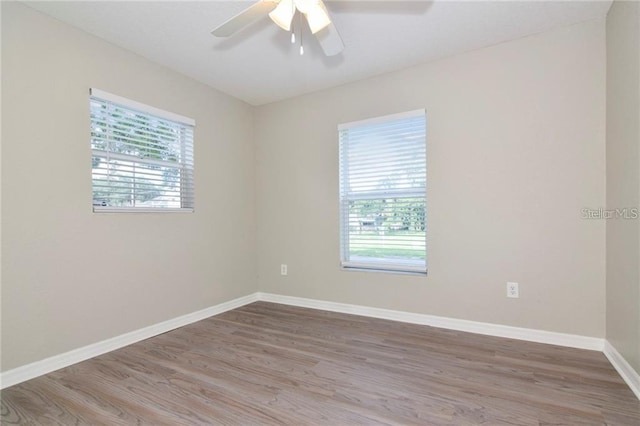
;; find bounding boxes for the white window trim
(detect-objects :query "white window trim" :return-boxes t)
[90,88,195,127]
[339,109,427,275]
[90,88,195,212]
[338,109,425,131]
[93,207,193,214]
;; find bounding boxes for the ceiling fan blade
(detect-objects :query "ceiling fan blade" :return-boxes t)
[312,1,343,56]
[315,22,344,56]
[211,0,278,37]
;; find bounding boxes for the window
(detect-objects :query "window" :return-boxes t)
[90,89,195,212]
[339,109,427,274]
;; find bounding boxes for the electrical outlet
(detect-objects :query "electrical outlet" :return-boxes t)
[280,264,288,276]
[507,282,519,298]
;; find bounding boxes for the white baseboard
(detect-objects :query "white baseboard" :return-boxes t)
[257,292,604,351]
[0,293,258,389]
[604,340,640,400]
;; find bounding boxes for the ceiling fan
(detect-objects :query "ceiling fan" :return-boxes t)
[211,0,344,56]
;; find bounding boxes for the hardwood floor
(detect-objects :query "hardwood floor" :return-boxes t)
[2,302,638,425]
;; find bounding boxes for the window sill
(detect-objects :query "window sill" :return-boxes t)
[341,262,427,276]
[93,207,194,213]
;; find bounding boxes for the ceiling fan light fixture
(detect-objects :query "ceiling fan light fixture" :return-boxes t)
[269,0,295,31]
[293,0,317,14]
[211,0,343,57]
[305,3,331,34]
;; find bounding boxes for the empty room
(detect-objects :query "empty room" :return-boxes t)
[1,0,639,424]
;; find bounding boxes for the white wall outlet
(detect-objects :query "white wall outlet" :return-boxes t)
[507,282,519,298]
[280,264,288,276]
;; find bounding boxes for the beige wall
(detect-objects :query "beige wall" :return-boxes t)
[1,3,256,371]
[255,19,607,337]
[606,1,640,373]
[0,1,4,372]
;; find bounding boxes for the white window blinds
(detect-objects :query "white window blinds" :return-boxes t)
[339,109,427,273]
[90,89,195,212]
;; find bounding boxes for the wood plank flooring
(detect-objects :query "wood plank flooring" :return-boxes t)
[2,302,638,425]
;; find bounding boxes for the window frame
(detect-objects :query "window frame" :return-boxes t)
[89,88,195,213]
[338,109,427,275]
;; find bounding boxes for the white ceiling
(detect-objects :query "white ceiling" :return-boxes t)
[25,0,612,106]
